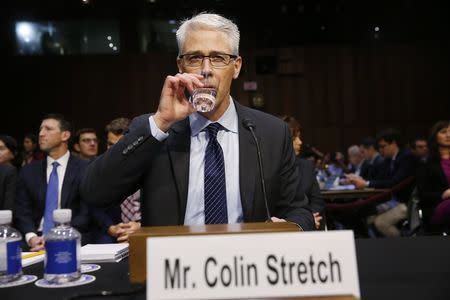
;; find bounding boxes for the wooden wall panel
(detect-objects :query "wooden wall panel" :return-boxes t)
[2,44,449,155]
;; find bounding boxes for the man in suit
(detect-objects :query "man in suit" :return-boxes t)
[72,128,99,161]
[359,136,384,181]
[349,129,417,236]
[81,13,314,230]
[14,114,89,251]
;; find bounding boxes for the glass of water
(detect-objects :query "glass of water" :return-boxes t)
[190,87,217,112]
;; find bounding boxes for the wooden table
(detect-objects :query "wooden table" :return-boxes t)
[321,188,389,202]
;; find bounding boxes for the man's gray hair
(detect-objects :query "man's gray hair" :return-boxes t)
[348,145,362,156]
[176,13,240,56]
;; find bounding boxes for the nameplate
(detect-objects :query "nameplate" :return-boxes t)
[146,230,360,299]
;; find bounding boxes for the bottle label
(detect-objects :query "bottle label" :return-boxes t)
[0,240,22,274]
[45,240,77,274]
[7,240,22,274]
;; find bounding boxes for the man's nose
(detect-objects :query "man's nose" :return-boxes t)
[200,58,213,77]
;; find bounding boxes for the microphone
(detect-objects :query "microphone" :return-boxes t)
[242,118,271,222]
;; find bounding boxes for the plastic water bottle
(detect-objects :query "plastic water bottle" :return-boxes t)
[44,209,81,284]
[0,210,22,284]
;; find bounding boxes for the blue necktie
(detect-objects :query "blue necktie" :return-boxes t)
[204,123,228,224]
[43,161,59,234]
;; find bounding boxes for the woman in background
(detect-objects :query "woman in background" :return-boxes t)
[417,120,450,233]
[280,116,324,229]
[21,133,44,166]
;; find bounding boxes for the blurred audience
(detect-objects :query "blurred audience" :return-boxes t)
[416,121,450,233]
[348,128,417,237]
[21,133,45,166]
[410,136,429,162]
[0,135,19,168]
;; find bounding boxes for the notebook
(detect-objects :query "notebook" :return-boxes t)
[22,251,45,267]
[80,243,129,263]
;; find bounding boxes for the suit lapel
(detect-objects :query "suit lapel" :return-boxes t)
[61,155,76,208]
[167,119,191,224]
[39,158,48,213]
[235,102,258,221]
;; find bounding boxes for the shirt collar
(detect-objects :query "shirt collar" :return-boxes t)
[47,150,70,168]
[189,97,238,136]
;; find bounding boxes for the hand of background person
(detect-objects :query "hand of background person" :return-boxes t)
[116,221,141,243]
[29,236,45,251]
[442,188,450,200]
[153,73,204,132]
[313,212,322,229]
[346,174,368,189]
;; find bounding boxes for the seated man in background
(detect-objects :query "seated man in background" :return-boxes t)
[359,136,384,181]
[14,114,89,250]
[89,117,141,243]
[72,128,99,160]
[347,145,366,176]
[348,128,417,237]
[410,136,429,163]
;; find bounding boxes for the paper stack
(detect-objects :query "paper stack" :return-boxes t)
[81,243,129,263]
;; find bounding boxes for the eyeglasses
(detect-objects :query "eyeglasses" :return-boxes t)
[80,138,98,144]
[178,53,237,68]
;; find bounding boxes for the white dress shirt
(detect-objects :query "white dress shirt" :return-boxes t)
[149,99,243,225]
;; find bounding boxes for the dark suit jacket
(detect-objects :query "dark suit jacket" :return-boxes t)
[81,101,314,230]
[416,158,449,230]
[368,149,417,202]
[0,163,17,210]
[296,158,324,215]
[14,154,90,241]
[360,155,384,181]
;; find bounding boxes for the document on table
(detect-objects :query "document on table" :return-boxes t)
[22,251,45,267]
[81,243,129,263]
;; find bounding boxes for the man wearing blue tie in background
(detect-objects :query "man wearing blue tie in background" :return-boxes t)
[14,114,89,251]
[81,13,314,230]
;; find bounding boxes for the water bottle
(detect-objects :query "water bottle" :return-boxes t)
[44,209,81,284]
[0,210,22,284]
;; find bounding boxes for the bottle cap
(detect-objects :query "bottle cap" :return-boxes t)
[53,209,72,223]
[0,210,12,225]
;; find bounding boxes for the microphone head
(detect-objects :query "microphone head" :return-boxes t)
[242,118,255,129]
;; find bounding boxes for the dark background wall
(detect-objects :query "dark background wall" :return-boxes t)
[2,0,450,153]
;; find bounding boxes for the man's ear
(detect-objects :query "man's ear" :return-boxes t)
[61,131,71,143]
[177,58,183,73]
[232,56,242,79]
[73,143,80,152]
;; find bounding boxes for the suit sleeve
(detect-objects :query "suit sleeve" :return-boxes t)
[80,115,163,208]
[274,124,314,230]
[13,169,37,235]
[305,161,325,214]
[2,166,17,211]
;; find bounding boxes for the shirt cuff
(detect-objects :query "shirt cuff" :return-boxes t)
[25,232,38,245]
[149,116,169,142]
